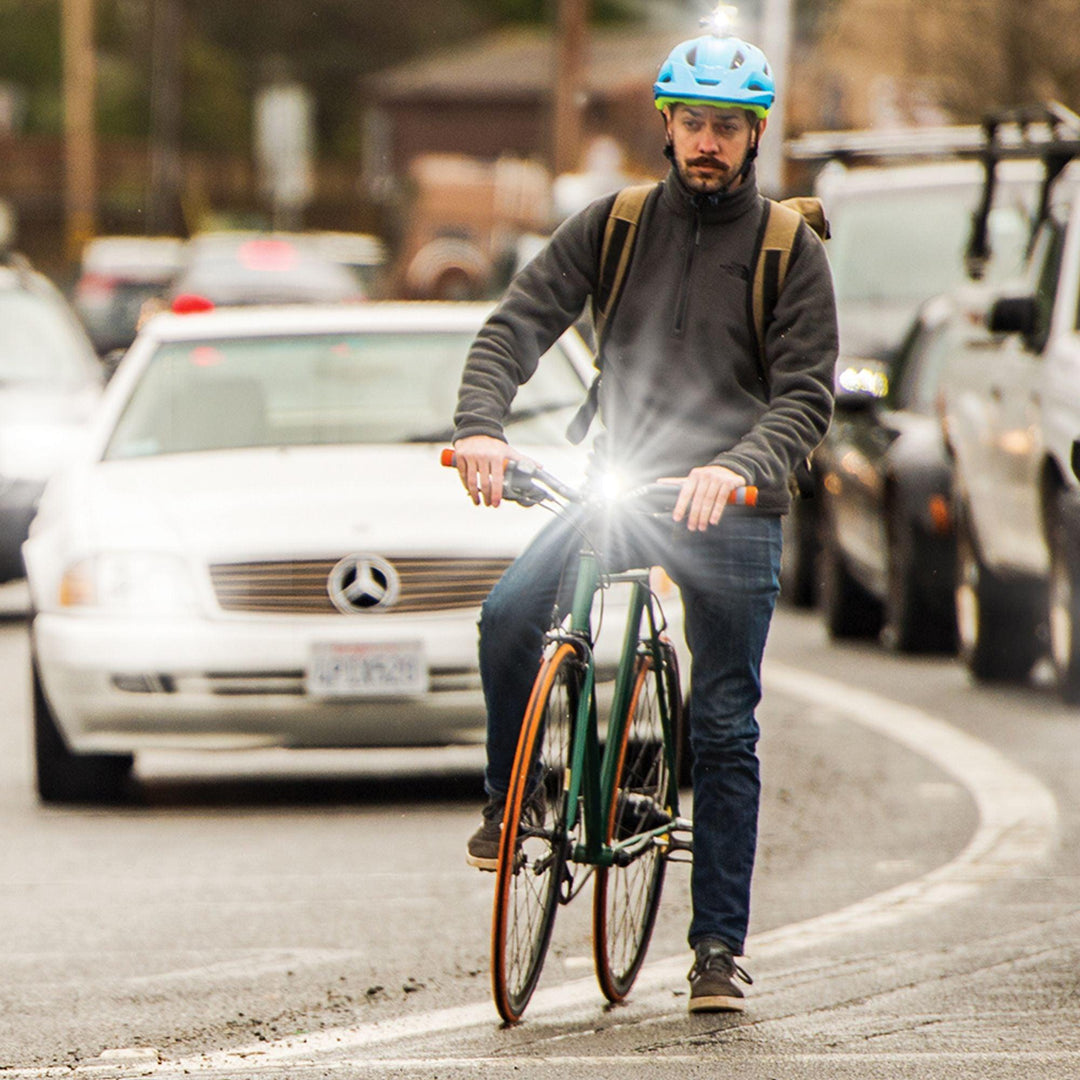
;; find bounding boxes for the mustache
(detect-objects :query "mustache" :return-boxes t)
[687,156,727,170]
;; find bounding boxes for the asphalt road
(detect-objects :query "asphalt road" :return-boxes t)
[0,581,1077,1079]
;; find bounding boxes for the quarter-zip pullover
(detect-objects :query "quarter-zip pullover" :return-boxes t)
[453,165,838,514]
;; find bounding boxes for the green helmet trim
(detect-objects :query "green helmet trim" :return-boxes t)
[655,96,770,120]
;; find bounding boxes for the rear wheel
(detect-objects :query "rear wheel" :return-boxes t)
[593,641,680,1003]
[955,504,1044,683]
[885,503,956,654]
[33,659,133,804]
[821,524,884,640]
[491,642,578,1023]
[780,498,821,608]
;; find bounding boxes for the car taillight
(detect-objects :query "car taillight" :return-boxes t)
[171,293,215,314]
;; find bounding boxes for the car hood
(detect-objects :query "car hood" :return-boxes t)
[37,444,584,562]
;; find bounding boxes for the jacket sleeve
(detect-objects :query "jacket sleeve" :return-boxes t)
[710,221,838,490]
[452,197,613,443]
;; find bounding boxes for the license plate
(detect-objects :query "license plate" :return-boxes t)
[306,641,428,698]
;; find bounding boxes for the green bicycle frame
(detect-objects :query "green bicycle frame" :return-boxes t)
[558,549,681,871]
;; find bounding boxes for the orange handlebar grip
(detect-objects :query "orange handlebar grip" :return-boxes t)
[440,448,456,468]
[730,486,758,506]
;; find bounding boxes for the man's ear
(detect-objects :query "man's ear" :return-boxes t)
[756,115,769,140]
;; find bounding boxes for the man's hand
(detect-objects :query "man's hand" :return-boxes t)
[451,435,532,508]
[660,464,749,532]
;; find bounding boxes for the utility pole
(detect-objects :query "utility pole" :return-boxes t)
[551,0,587,176]
[757,0,792,197]
[62,0,97,259]
[149,0,184,234]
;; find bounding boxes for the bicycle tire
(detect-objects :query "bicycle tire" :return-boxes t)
[593,639,682,1002]
[492,641,580,1023]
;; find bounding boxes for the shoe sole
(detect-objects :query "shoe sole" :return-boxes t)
[466,852,498,872]
[688,994,746,1013]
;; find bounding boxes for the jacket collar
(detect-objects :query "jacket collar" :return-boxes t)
[661,163,760,223]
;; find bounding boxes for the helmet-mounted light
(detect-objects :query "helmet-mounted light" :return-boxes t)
[701,3,740,38]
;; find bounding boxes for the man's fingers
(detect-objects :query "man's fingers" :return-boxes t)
[689,478,721,532]
[669,469,744,532]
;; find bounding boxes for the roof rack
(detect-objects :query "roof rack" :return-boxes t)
[789,103,1080,280]
[786,124,987,163]
[966,103,1080,278]
[786,102,1080,166]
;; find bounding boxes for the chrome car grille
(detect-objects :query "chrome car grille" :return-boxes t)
[209,557,512,615]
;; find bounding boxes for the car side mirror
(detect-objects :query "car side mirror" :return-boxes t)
[988,294,1039,337]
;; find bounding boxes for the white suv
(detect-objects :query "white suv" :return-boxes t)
[940,145,1080,700]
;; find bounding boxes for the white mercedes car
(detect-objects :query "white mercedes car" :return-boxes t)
[25,302,685,802]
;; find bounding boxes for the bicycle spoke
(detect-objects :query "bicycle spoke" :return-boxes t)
[492,643,579,1023]
[593,641,682,1002]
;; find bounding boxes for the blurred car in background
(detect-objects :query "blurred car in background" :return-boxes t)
[938,118,1080,701]
[0,254,104,582]
[305,231,386,297]
[22,302,627,803]
[167,231,366,308]
[72,235,183,354]
[815,291,983,652]
[781,154,1041,608]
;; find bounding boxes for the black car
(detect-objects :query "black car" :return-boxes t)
[815,293,971,653]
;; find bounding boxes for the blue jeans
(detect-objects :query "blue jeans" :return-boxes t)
[477,509,782,955]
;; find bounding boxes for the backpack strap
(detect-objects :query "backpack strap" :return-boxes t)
[567,182,657,444]
[751,199,803,370]
[749,196,829,499]
[750,195,829,369]
[593,183,657,342]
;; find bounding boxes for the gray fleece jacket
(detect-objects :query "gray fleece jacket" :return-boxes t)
[453,165,838,514]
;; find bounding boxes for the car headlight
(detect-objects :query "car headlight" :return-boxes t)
[58,553,199,614]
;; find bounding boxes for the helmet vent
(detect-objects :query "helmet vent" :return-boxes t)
[686,45,698,66]
[731,50,745,69]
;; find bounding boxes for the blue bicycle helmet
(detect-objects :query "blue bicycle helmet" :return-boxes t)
[654,35,774,118]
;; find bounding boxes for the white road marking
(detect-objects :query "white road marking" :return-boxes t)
[3,664,1058,1077]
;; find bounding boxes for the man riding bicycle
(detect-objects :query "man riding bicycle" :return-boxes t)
[450,29,837,1013]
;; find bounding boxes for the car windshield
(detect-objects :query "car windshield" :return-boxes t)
[103,330,586,459]
[827,188,1032,304]
[0,289,97,386]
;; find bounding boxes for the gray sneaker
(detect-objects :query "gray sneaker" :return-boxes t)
[687,939,752,1013]
[466,797,503,871]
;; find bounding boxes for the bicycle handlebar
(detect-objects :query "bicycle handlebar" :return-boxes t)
[440,449,758,509]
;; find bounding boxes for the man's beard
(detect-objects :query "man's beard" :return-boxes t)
[678,155,736,194]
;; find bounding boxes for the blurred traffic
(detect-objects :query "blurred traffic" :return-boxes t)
[798,104,1080,710]
[1,1,1080,804]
